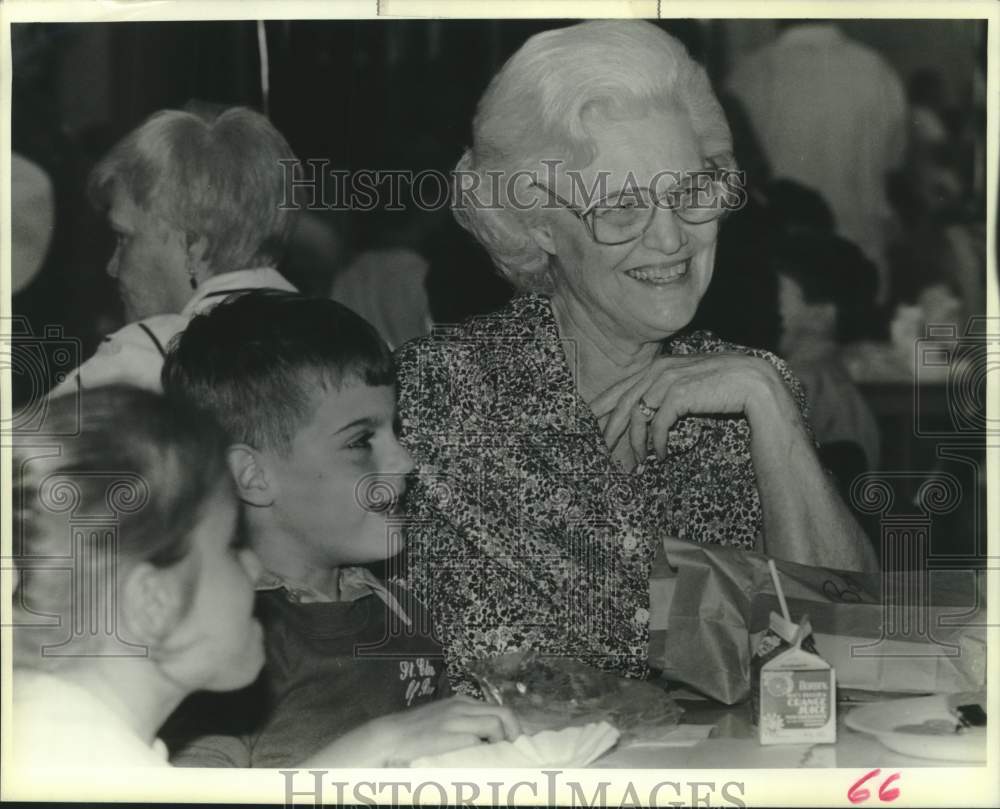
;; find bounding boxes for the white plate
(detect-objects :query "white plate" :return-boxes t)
[845,695,986,763]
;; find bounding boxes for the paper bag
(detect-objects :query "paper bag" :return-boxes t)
[648,537,985,704]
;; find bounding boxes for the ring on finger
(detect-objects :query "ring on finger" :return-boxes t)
[636,397,658,421]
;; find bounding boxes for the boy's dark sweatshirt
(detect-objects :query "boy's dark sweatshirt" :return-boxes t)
[162,568,446,768]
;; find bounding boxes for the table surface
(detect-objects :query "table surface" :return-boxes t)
[597,698,983,769]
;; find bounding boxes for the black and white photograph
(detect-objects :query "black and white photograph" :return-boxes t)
[2,1,996,805]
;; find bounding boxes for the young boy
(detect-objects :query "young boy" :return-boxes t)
[160,290,452,767]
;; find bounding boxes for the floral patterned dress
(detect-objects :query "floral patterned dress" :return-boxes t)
[395,294,808,692]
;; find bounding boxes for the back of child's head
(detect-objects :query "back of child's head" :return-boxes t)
[772,232,880,344]
[162,290,395,454]
[12,386,229,666]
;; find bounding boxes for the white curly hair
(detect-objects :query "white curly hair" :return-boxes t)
[453,20,734,293]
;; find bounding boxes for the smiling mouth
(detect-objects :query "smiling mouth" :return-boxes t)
[625,259,691,285]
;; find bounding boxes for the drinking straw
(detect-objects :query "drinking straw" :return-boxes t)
[768,559,792,624]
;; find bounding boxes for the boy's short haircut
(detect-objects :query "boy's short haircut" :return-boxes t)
[162,291,395,453]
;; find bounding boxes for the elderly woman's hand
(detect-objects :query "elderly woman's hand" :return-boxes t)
[591,354,802,464]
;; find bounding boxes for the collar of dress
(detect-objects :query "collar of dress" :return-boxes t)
[181,267,296,317]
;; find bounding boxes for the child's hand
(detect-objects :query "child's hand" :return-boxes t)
[371,695,522,766]
[303,696,521,767]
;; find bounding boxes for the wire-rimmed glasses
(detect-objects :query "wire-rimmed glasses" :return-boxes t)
[531,165,741,246]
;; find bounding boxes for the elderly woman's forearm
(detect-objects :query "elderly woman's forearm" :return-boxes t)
[748,391,879,572]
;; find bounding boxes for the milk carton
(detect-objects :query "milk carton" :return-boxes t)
[751,612,836,745]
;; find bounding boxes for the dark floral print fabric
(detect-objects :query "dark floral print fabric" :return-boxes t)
[395,294,809,693]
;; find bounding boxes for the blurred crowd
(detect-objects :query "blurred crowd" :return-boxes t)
[12,20,989,430]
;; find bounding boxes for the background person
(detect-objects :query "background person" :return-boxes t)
[396,20,878,694]
[49,106,297,396]
[726,20,908,303]
[772,232,882,481]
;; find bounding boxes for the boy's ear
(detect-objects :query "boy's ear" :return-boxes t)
[227,444,274,507]
[121,562,186,645]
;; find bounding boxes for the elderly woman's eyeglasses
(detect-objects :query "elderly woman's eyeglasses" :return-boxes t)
[531,171,738,246]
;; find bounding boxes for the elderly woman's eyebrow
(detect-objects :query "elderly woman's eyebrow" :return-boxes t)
[596,170,726,206]
[591,182,681,206]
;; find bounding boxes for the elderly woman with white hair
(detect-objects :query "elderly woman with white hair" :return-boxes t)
[396,21,878,692]
[52,106,296,395]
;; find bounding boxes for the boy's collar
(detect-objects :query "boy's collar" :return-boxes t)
[255,568,338,603]
[255,566,412,626]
